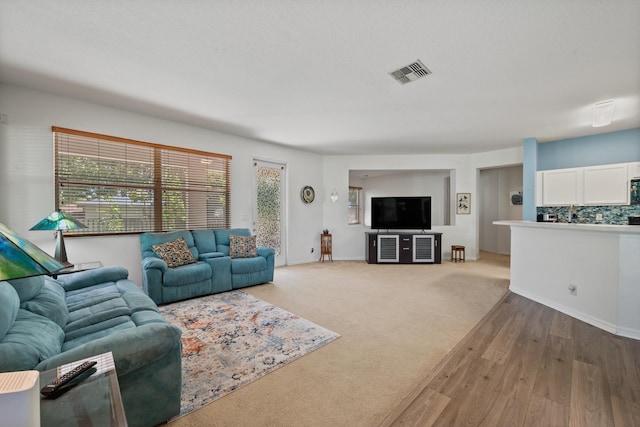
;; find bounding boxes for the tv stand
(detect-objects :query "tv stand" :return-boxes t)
[365,232,442,264]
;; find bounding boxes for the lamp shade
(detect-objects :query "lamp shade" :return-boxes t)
[0,223,66,281]
[30,211,86,267]
[30,211,86,231]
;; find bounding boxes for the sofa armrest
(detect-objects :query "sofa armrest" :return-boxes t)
[198,252,225,260]
[35,322,182,376]
[142,257,168,273]
[56,266,130,292]
[257,247,275,258]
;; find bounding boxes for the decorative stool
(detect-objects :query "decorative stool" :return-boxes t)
[451,245,465,262]
[320,233,333,262]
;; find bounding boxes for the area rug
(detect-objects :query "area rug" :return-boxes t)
[159,290,340,417]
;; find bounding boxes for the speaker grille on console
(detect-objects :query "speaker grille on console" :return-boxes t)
[413,235,434,262]
[378,236,399,262]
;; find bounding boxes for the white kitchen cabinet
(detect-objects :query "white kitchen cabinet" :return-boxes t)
[541,168,583,206]
[630,162,640,179]
[583,164,629,205]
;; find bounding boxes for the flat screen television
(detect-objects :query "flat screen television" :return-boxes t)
[371,196,431,230]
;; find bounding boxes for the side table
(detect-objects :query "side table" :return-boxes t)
[320,233,333,262]
[53,261,103,278]
[40,352,127,427]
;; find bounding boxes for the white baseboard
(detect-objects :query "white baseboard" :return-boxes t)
[509,286,640,340]
[615,326,640,341]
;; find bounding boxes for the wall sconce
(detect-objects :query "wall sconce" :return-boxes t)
[330,188,339,203]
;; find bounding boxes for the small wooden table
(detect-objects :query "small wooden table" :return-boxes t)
[320,234,333,262]
[451,245,465,262]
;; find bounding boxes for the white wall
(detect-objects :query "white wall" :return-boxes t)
[355,170,451,227]
[507,223,640,339]
[0,83,524,283]
[322,147,523,261]
[0,83,324,284]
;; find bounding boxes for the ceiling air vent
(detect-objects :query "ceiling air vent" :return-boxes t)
[390,60,431,84]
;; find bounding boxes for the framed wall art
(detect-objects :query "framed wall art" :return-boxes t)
[509,190,523,206]
[456,193,471,215]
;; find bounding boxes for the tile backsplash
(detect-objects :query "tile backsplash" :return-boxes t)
[537,205,640,225]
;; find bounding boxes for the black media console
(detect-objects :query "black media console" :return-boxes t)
[365,232,442,264]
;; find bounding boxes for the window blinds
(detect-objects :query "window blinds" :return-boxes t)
[53,127,231,235]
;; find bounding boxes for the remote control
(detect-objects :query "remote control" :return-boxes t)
[40,360,97,396]
[41,367,97,400]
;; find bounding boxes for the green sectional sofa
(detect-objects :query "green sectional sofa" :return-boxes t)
[0,267,182,427]
[140,228,275,304]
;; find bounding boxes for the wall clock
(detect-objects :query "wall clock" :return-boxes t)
[301,186,315,204]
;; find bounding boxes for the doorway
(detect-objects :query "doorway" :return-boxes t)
[478,164,523,255]
[253,160,286,266]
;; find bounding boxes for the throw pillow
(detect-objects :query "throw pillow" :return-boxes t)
[152,237,197,268]
[229,235,257,258]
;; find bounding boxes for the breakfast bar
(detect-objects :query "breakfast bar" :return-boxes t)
[494,220,640,339]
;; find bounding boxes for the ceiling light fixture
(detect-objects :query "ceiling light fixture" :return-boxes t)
[592,100,615,127]
[390,60,431,84]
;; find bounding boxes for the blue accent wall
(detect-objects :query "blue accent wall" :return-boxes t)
[537,128,640,170]
[522,138,538,221]
[522,128,640,224]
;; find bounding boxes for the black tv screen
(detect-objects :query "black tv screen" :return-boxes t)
[371,196,431,230]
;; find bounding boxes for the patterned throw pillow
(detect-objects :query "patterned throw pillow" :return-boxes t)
[229,235,257,258]
[152,237,197,268]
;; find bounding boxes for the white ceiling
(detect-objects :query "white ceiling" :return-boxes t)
[1,0,639,155]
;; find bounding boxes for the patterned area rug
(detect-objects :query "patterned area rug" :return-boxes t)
[159,290,340,417]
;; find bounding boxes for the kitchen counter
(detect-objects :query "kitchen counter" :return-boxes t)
[495,220,640,339]
[494,220,640,234]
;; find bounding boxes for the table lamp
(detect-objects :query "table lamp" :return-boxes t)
[0,222,66,281]
[30,211,86,267]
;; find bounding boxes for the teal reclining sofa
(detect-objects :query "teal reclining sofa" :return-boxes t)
[0,267,182,427]
[140,228,275,305]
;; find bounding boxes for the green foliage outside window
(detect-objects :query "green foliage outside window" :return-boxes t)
[255,165,281,254]
[54,127,231,235]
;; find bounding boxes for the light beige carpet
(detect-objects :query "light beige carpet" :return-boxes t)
[167,252,510,427]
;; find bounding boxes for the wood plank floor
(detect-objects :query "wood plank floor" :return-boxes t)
[382,292,640,427]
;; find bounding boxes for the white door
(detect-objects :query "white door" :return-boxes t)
[253,160,286,266]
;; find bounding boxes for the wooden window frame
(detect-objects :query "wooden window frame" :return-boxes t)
[348,186,362,225]
[53,126,231,236]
